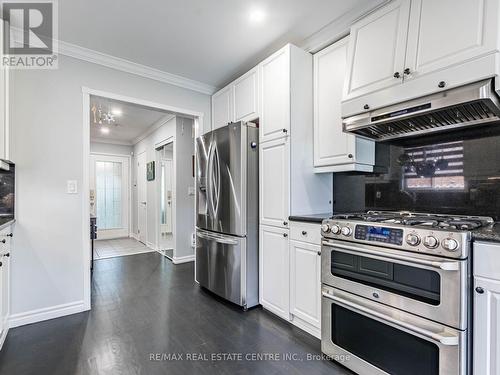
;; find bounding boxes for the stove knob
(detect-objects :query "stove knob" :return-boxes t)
[406,233,421,246]
[331,224,341,235]
[321,223,331,233]
[442,238,459,252]
[423,236,439,249]
[341,226,352,237]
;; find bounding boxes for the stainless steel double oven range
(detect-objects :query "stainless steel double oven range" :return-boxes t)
[320,211,492,375]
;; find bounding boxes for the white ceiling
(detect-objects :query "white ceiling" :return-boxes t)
[60,0,379,88]
[90,96,172,144]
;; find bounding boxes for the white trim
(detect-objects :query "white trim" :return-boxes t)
[94,248,155,260]
[129,232,139,241]
[172,255,195,264]
[299,0,391,53]
[60,41,217,95]
[132,114,176,145]
[8,301,85,328]
[91,137,134,146]
[146,241,155,250]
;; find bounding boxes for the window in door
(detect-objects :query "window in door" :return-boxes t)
[95,161,123,229]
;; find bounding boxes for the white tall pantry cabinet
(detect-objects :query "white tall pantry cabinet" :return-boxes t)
[258,44,331,335]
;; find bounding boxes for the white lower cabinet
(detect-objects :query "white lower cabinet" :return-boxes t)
[259,225,290,320]
[260,221,322,338]
[473,241,500,375]
[0,225,12,350]
[290,239,321,337]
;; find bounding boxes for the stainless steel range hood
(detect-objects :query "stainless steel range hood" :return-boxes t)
[343,79,500,142]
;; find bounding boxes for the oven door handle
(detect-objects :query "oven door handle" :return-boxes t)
[322,241,460,271]
[322,291,459,346]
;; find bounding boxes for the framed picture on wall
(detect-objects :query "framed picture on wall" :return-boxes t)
[147,161,155,181]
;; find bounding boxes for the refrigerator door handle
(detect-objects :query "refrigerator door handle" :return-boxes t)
[196,230,239,245]
[207,141,215,217]
[212,144,221,217]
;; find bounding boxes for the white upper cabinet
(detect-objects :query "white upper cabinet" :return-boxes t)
[342,0,500,117]
[343,0,410,102]
[313,37,374,172]
[405,0,498,81]
[233,67,259,122]
[211,85,233,130]
[260,47,290,142]
[260,137,290,228]
[0,19,8,160]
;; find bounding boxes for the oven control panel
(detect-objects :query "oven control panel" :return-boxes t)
[354,225,404,245]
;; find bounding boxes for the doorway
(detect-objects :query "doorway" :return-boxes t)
[157,142,174,259]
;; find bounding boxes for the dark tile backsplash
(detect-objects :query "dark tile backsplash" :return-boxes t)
[333,132,500,220]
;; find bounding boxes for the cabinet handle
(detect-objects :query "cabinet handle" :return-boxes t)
[363,104,370,110]
[475,287,485,294]
[282,129,288,133]
[403,68,411,75]
[302,231,307,236]
[6,233,12,237]
[283,221,288,226]
[3,253,9,257]
[317,251,321,256]
[0,261,2,267]
[283,233,288,238]
[438,81,446,88]
[393,72,401,78]
[0,239,5,244]
[348,154,353,159]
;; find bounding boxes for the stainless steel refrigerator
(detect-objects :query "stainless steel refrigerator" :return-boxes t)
[195,121,259,309]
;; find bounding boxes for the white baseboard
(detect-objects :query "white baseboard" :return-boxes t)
[129,233,139,241]
[8,300,86,328]
[172,254,195,264]
[146,241,156,250]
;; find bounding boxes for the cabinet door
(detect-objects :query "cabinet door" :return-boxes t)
[405,0,498,82]
[212,85,233,130]
[290,240,321,328]
[0,253,7,331]
[314,37,356,167]
[233,67,259,122]
[260,46,290,142]
[344,0,410,102]
[259,137,289,228]
[0,19,6,159]
[0,260,3,336]
[474,276,500,375]
[259,225,289,320]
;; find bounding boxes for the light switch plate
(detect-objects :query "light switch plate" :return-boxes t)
[67,180,78,194]
[188,186,195,196]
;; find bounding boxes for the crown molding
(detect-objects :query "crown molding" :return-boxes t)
[132,114,176,145]
[58,40,217,95]
[299,0,391,53]
[90,137,134,146]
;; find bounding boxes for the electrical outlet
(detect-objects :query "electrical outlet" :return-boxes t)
[67,180,78,194]
[188,186,195,196]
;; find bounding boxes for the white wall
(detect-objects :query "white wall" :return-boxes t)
[132,116,195,261]
[9,54,209,322]
[90,142,133,156]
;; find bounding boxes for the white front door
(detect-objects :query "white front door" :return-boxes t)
[137,151,148,244]
[90,154,130,239]
[162,159,173,234]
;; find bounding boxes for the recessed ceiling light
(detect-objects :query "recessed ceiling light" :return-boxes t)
[249,8,266,23]
[100,127,110,134]
[111,108,122,116]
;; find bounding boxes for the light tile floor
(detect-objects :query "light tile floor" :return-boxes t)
[94,237,153,260]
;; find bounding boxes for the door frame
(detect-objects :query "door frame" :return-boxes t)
[82,87,204,311]
[155,137,175,259]
[136,150,148,245]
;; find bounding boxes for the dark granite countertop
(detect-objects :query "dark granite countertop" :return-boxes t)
[472,223,500,243]
[289,213,333,224]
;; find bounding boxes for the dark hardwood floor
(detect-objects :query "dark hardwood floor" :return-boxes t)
[0,252,352,375]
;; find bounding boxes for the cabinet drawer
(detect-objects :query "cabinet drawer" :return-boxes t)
[290,222,322,245]
[474,241,500,280]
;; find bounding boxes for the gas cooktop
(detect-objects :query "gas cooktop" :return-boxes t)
[322,211,494,259]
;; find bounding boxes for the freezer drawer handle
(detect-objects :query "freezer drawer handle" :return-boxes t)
[322,291,459,346]
[196,231,239,245]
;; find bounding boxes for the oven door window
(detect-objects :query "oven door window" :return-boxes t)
[331,251,440,305]
[332,304,439,375]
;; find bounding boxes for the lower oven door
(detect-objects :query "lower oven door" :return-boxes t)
[321,285,466,375]
[321,239,467,329]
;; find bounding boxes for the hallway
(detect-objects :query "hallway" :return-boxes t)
[0,253,350,375]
